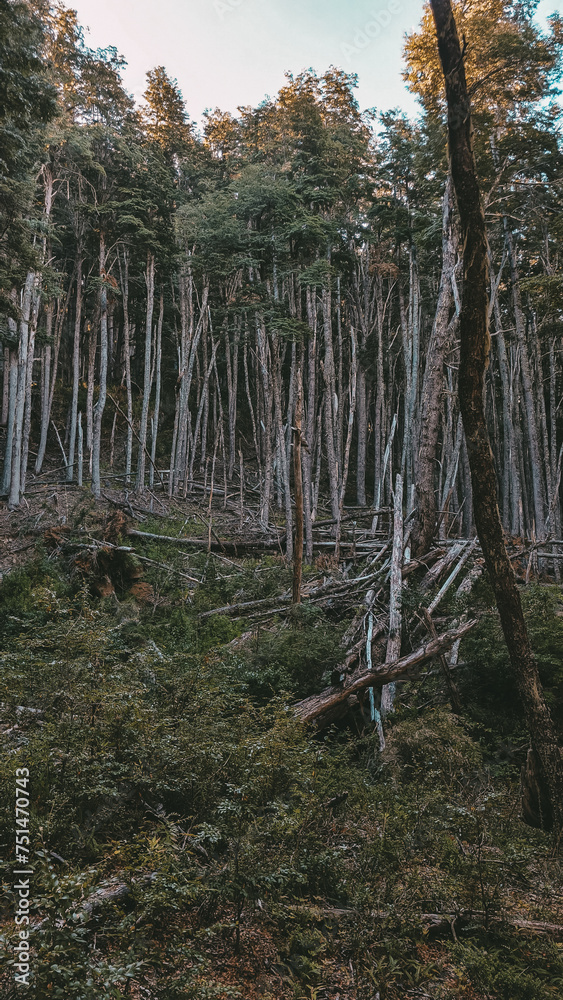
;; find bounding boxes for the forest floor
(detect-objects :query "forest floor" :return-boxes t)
[1,482,563,999]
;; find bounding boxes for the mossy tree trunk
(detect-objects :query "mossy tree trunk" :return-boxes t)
[429,0,563,833]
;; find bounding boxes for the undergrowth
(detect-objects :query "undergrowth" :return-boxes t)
[0,553,562,999]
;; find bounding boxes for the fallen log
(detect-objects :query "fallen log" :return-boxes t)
[198,593,291,619]
[293,619,477,726]
[419,912,563,941]
[279,905,563,940]
[128,528,284,556]
[197,574,366,620]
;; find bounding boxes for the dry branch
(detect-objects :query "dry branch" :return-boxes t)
[293,618,477,725]
[128,528,283,556]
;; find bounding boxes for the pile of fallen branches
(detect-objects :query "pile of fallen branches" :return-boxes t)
[293,476,482,730]
[37,489,487,734]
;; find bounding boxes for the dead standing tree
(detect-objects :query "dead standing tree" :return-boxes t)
[429,0,563,832]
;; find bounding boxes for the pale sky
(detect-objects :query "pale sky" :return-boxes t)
[68,0,560,127]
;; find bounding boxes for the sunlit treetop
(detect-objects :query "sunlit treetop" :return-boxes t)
[44,2,133,127]
[403,0,563,124]
[140,65,194,158]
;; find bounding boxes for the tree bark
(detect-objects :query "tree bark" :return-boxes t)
[91,235,108,498]
[430,0,563,833]
[381,473,404,717]
[67,256,83,481]
[504,220,547,538]
[118,248,133,483]
[149,291,164,490]
[321,287,340,522]
[136,252,156,492]
[20,275,41,494]
[8,272,34,508]
[1,344,17,494]
[293,342,304,603]
[412,172,457,556]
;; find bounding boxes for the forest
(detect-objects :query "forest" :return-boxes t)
[1,0,563,997]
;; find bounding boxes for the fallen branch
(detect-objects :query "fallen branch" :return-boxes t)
[128,528,283,556]
[279,905,563,940]
[427,536,478,614]
[293,619,477,725]
[198,593,291,619]
[419,539,467,592]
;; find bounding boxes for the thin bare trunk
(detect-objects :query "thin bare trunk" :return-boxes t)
[293,342,304,602]
[20,276,41,493]
[136,252,156,492]
[91,234,108,498]
[1,345,17,493]
[149,291,164,490]
[67,256,83,481]
[8,273,34,508]
[381,473,404,717]
[321,287,340,521]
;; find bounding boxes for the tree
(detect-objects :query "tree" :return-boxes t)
[141,66,193,159]
[0,0,56,314]
[429,0,563,833]
[405,0,563,546]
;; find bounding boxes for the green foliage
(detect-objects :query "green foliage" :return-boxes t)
[459,584,563,741]
[381,707,483,789]
[234,605,345,700]
[1,557,563,998]
[0,558,71,638]
[0,0,57,307]
[451,936,563,1000]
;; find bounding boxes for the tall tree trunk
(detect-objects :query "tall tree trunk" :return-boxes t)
[1,346,10,425]
[336,327,358,553]
[401,247,420,497]
[303,286,317,560]
[549,339,560,538]
[189,333,219,482]
[412,172,458,556]
[430,0,563,832]
[8,273,34,508]
[242,327,260,476]
[381,473,404,717]
[225,315,240,480]
[292,341,304,603]
[356,366,368,506]
[67,256,83,481]
[91,234,108,498]
[504,221,547,538]
[1,343,17,494]
[170,274,208,494]
[373,277,386,514]
[321,287,340,521]
[149,291,164,489]
[118,249,133,483]
[271,334,293,558]
[136,252,156,492]
[86,312,97,467]
[20,275,41,494]
[36,310,53,475]
[256,314,273,529]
